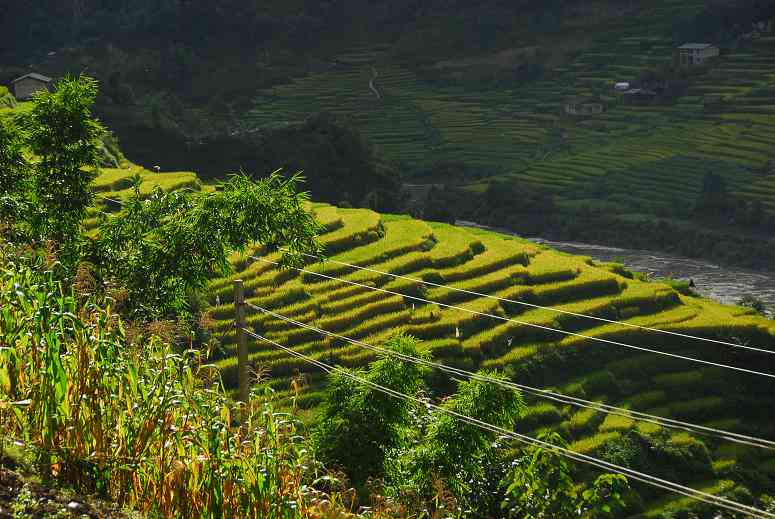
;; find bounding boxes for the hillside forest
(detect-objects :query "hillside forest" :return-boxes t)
[3,0,775,268]
[2,1,775,517]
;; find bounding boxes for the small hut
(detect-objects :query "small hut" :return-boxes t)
[563,96,605,116]
[11,73,52,100]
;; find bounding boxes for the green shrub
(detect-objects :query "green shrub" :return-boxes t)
[519,403,564,431]
[313,334,430,488]
[0,86,16,108]
[385,371,525,504]
[738,294,767,315]
[657,277,698,296]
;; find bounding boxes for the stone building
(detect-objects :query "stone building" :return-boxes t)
[11,73,52,100]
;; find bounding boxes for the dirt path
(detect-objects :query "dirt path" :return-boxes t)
[369,66,381,100]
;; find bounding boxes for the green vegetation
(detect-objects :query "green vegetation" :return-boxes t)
[1,76,321,322]
[0,250,360,518]
[0,86,15,109]
[6,76,104,264]
[204,200,775,517]
[47,150,772,516]
[5,1,775,268]
[0,71,637,518]
[4,20,775,514]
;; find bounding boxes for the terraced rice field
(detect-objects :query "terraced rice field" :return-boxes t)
[204,203,775,517]
[241,4,775,219]
[84,165,204,232]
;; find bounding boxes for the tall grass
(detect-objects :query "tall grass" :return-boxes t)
[0,252,357,518]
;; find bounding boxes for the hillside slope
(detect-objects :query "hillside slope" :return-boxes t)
[4,0,774,260]
[197,202,775,517]
[27,153,773,516]
[241,21,775,217]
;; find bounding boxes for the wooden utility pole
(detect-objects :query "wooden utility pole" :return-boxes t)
[234,279,249,405]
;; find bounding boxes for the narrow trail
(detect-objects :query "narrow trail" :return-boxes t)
[369,66,381,100]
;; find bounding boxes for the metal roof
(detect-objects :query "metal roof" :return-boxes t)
[677,43,715,50]
[12,72,53,83]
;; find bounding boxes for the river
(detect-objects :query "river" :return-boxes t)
[456,221,775,316]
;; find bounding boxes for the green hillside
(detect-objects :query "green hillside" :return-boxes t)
[12,143,765,515]
[189,202,775,517]
[5,1,774,254]
[239,3,775,234]
[83,162,775,516]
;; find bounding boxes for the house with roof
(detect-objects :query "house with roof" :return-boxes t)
[11,73,52,100]
[563,96,605,116]
[677,43,719,67]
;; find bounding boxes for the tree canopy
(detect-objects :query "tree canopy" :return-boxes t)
[0,75,322,320]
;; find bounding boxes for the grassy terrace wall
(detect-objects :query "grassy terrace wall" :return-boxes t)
[200,202,775,518]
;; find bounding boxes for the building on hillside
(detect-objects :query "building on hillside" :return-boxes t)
[563,96,605,116]
[677,43,719,67]
[11,73,52,100]
[622,88,658,105]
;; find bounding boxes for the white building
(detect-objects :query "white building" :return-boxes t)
[677,43,719,66]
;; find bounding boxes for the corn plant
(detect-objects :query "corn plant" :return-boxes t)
[0,249,362,518]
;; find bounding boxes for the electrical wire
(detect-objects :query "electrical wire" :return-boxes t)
[244,301,775,451]
[290,250,775,356]
[249,256,775,380]
[241,328,775,518]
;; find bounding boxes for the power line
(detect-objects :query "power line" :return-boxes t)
[291,250,775,356]
[245,301,775,451]
[250,256,775,380]
[241,328,775,518]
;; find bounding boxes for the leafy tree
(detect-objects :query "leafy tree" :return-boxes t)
[254,113,404,212]
[423,186,458,224]
[503,431,629,518]
[313,334,429,489]
[695,171,728,216]
[385,371,525,506]
[19,75,104,264]
[90,173,322,320]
